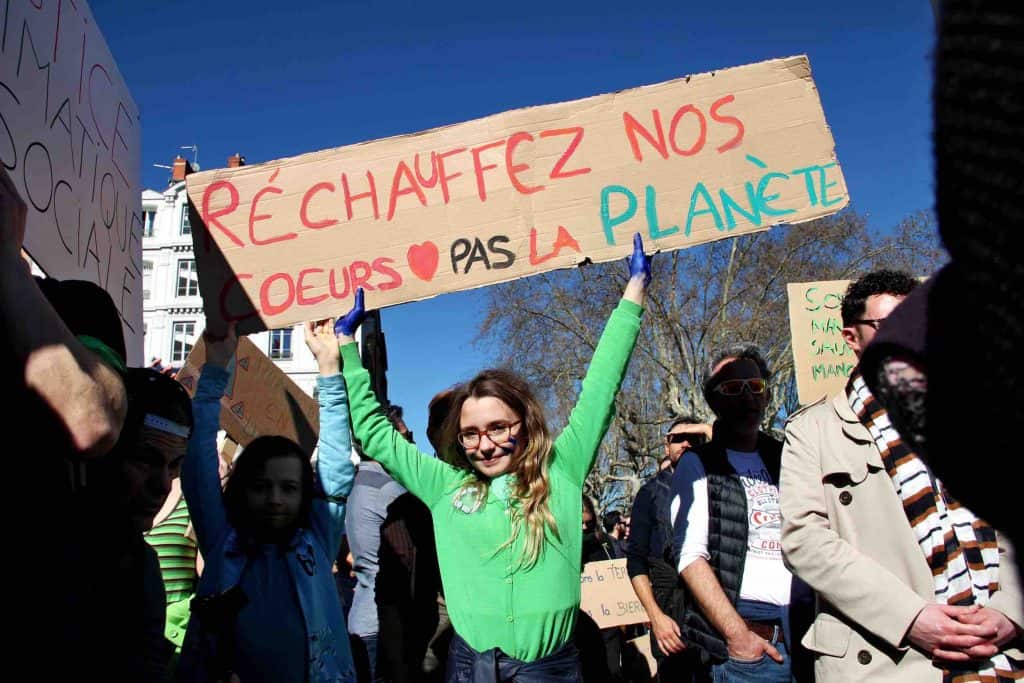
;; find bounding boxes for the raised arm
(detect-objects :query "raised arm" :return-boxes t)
[552,233,649,485]
[181,324,236,553]
[1,168,126,458]
[304,319,357,556]
[335,291,458,506]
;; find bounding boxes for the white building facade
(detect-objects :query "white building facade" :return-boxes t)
[141,173,320,397]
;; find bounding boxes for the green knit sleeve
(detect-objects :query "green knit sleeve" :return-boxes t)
[341,342,459,507]
[551,299,643,487]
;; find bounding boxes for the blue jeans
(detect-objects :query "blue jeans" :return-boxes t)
[711,600,792,683]
[711,641,791,683]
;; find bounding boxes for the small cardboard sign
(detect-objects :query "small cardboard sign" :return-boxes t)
[787,279,855,404]
[580,558,649,628]
[175,336,320,454]
[186,55,848,332]
[1,0,143,363]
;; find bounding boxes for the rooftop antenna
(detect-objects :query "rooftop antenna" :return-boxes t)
[181,144,199,170]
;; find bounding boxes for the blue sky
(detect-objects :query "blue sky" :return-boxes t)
[92,0,938,440]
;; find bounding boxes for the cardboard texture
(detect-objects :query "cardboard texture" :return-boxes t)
[186,55,848,332]
[175,337,320,454]
[580,558,649,629]
[1,0,143,363]
[787,279,854,405]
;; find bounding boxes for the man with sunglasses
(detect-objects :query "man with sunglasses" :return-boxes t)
[627,416,711,680]
[781,271,1024,682]
[670,344,809,682]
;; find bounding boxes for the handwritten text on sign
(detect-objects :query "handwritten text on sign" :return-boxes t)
[0,0,143,363]
[187,55,848,332]
[787,280,854,405]
[175,336,320,454]
[580,559,649,629]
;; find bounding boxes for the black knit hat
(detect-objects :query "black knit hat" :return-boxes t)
[36,277,127,366]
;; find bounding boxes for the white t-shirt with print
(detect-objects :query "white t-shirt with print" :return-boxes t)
[670,449,791,606]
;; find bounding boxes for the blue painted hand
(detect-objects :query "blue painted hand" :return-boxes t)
[628,232,652,287]
[335,287,366,337]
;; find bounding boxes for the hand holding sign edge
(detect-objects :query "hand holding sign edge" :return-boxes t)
[335,287,366,343]
[628,232,652,287]
[623,232,651,306]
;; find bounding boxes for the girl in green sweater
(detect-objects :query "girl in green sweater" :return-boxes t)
[335,234,652,682]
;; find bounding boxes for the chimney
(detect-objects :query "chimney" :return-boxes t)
[171,155,194,182]
[227,153,246,168]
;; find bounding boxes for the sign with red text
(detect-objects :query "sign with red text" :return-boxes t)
[580,558,649,628]
[187,55,847,331]
[788,279,854,404]
[175,336,320,454]
[1,0,143,363]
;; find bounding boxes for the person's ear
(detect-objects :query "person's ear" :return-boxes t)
[841,326,861,355]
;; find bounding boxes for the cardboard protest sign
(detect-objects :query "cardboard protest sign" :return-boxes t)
[580,558,649,628]
[175,337,320,454]
[1,0,143,363]
[787,279,855,405]
[187,55,848,332]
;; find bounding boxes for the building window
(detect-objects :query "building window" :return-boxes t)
[269,328,293,360]
[177,259,198,297]
[180,206,191,235]
[143,260,153,300]
[143,210,156,237]
[171,322,196,362]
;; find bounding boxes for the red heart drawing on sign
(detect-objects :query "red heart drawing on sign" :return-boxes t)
[407,241,440,282]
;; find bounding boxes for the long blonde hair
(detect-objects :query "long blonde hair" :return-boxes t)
[439,369,559,568]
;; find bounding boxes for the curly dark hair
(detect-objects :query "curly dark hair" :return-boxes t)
[841,270,918,326]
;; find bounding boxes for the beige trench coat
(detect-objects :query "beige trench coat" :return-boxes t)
[780,393,1023,682]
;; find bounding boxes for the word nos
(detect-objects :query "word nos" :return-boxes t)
[0,0,142,356]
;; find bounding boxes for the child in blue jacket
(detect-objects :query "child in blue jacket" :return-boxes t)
[179,319,357,683]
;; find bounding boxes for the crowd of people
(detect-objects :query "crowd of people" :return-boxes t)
[6,2,1023,681]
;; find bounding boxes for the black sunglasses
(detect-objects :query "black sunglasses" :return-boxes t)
[666,432,706,446]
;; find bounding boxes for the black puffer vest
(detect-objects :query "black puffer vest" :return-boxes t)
[678,433,782,664]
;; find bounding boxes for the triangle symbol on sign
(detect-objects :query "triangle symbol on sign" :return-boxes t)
[231,402,245,418]
[238,357,250,371]
[179,376,194,392]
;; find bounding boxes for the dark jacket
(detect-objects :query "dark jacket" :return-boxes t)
[675,432,813,680]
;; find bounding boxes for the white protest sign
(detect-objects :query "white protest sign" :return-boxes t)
[1,0,142,363]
